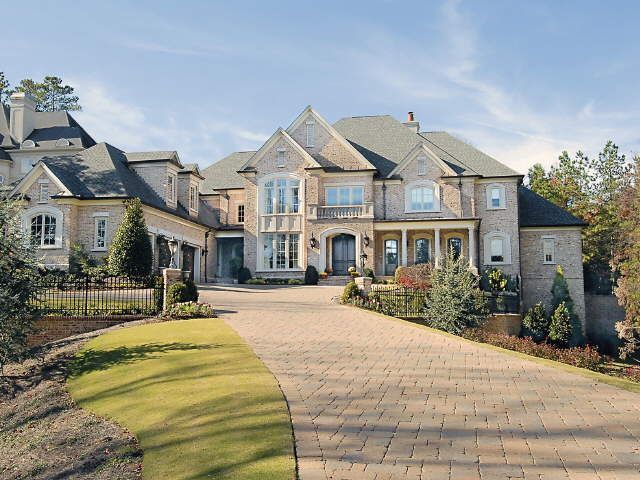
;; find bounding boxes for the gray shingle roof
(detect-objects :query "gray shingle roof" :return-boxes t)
[518,186,586,227]
[333,115,520,178]
[125,151,181,166]
[200,151,255,194]
[40,143,215,227]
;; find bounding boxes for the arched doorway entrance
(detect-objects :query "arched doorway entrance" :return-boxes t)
[331,233,356,275]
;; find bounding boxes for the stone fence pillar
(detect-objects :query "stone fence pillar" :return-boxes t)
[162,268,183,310]
[355,276,372,295]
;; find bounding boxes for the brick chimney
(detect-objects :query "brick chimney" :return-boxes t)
[10,92,36,143]
[402,111,420,133]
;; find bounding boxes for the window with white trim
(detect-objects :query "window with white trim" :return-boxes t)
[31,214,57,247]
[263,178,300,214]
[415,237,431,264]
[325,186,363,206]
[94,217,107,250]
[261,233,300,270]
[39,183,50,203]
[417,156,427,176]
[543,237,555,264]
[490,237,504,262]
[305,121,315,148]
[486,184,506,209]
[277,149,287,168]
[189,185,198,210]
[483,231,511,265]
[237,204,245,223]
[167,175,176,202]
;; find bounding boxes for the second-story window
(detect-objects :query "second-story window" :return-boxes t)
[237,204,245,223]
[406,181,440,212]
[39,182,50,203]
[486,184,506,209]
[277,149,287,168]
[189,185,198,210]
[305,121,315,147]
[417,156,427,176]
[325,186,363,206]
[263,178,300,214]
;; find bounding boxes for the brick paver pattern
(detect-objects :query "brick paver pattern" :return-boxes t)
[201,285,640,480]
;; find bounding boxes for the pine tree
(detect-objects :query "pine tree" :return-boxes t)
[549,302,572,346]
[0,198,40,373]
[107,199,153,277]
[425,251,488,334]
[550,265,583,345]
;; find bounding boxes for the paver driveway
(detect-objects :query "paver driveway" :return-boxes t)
[200,285,640,480]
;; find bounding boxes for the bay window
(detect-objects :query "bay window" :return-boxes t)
[261,233,301,270]
[325,186,364,206]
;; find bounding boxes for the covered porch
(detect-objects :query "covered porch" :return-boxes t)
[373,219,479,276]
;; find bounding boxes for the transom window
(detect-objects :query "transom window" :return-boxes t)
[415,237,431,264]
[326,186,363,206]
[305,121,315,148]
[543,237,555,264]
[261,233,300,270]
[263,178,300,214]
[94,217,107,250]
[237,204,245,223]
[31,214,57,247]
[486,184,506,209]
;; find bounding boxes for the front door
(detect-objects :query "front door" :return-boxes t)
[331,234,355,275]
[384,239,398,275]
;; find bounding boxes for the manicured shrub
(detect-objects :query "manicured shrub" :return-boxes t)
[184,279,199,302]
[246,278,266,285]
[107,198,152,277]
[425,251,488,334]
[288,278,303,285]
[304,265,319,285]
[487,268,507,292]
[363,268,375,279]
[164,301,216,319]
[522,302,550,342]
[395,263,432,290]
[237,267,252,284]
[166,282,188,306]
[394,266,406,284]
[341,282,360,304]
[462,328,603,371]
[551,265,583,345]
[549,302,572,346]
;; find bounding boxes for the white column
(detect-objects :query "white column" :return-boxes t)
[468,226,476,269]
[401,229,408,266]
[434,228,441,267]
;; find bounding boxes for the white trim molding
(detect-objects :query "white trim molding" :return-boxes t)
[22,205,64,249]
[485,183,507,210]
[483,230,512,266]
[318,226,361,274]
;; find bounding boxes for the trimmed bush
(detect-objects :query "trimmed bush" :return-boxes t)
[288,278,303,285]
[184,279,199,302]
[551,265,583,345]
[549,302,572,346]
[304,265,319,285]
[363,268,375,279]
[237,267,252,284]
[107,198,152,277]
[395,263,432,291]
[166,282,188,306]
[425,251,488,334]
[164,301,216,319]
[522,302,550,342]
[246,278,266,285]
[341,282,360,304]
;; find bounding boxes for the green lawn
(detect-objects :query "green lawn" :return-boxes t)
[67,318,296,480]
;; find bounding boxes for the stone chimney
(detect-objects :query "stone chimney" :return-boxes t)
[403,111,420,133]
[10,92,37,143]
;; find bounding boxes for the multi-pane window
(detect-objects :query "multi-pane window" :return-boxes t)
[490,237,504,263]
[305,121,315,147]
[94,217,107,250]
[417,157,427,176]
[325,186,364,206]
[447,237,463,260]
[487,184,506,209]
[410,186,436,211]
[189,185,198,210]
[543,237,555,264]
[237,205,245,223]
[261,233,300,270]
[415,238,430,264]
[263,178,300,214]
[167,175,176,202]
[277,149,286,168]
[39,183,50,202]
[31,214,56,247]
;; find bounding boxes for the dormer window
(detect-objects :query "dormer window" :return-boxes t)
[55,138,70,147]
[417,156,427,176]
[189,185,198,211]
[305,121,315,148]
[21,140,35,149]
[277,149,287,168]
[486,184,506,209]
[167,175,176,202]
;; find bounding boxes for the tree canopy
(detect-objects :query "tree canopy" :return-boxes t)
[0,72,81,112]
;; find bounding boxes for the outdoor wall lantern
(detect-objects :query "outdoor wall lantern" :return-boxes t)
[309,234,319,249]
[168,236,178,269]
[363,233,370,247]
[360,252,368,269]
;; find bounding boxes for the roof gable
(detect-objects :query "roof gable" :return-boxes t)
[388,143,457,178]
[11,161,71,197]
[201,151,255,193]
[242,128,321,170]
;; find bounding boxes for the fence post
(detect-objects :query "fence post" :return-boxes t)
[83,275,89,316]
[162,268,183,311]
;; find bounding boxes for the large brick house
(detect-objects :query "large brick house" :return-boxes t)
[201,106,587,320]
[2,93,586,321]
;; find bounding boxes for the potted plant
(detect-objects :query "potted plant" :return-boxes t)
[325,267,333,276]
[320,272,328,280]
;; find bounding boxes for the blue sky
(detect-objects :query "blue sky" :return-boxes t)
[2,0,639,173]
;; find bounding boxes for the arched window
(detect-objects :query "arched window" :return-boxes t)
[405,180,440,212]
[262,176,300,214]
[31,214,57,247]
[415,237,431,264]
[483,231,511,265]
[21,139,35,149]
[55,138,70,147]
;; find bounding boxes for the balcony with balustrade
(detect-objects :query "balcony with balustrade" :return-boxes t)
[307,203,374,220]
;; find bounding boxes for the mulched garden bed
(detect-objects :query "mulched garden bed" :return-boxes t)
[0,321,153,480]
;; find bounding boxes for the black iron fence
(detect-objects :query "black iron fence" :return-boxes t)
[368,287,428,319]
[33,275,164,317]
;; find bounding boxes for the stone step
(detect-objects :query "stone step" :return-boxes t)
[319,275,352,286]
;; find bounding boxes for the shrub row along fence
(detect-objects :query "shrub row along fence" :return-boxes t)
[32,274,164,317]
[357,286,520,319]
